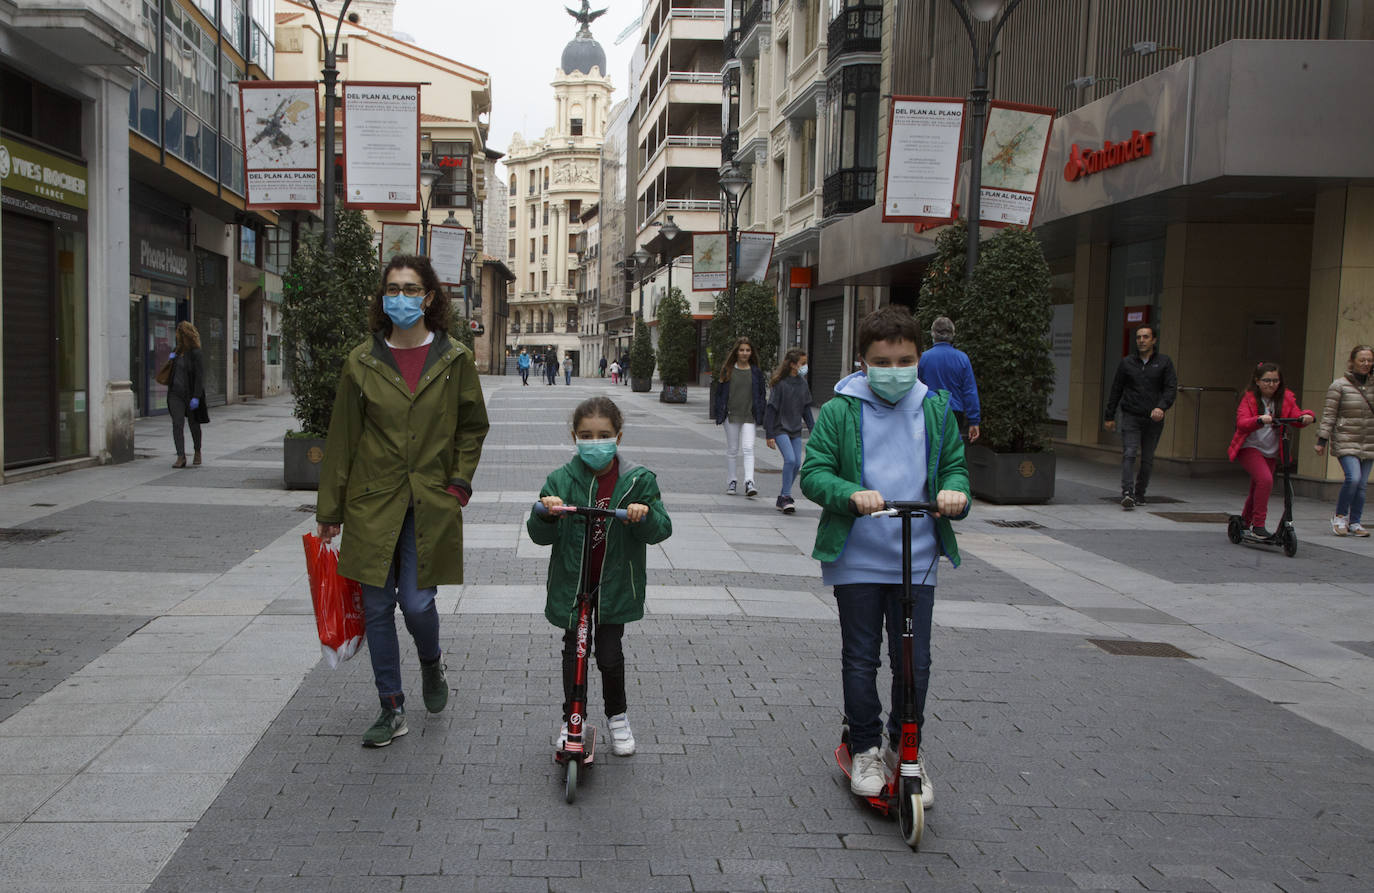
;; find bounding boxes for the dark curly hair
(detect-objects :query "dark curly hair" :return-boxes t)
[571,396,624,434]
[368,254,452,336]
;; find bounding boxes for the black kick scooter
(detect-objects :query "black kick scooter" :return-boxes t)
[1226,417,1309,558]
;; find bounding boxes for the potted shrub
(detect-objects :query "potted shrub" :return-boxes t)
[629,316,656,392]
[655,286,693,403]
[280,209,376,489]
[919,221,1055,503]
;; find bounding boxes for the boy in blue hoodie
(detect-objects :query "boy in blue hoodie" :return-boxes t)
[800,305,970,806]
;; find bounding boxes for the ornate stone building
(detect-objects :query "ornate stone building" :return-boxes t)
[504,2,613,368]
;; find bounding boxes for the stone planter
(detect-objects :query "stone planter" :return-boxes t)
[660,385,688,403]
[965,443,1055,504]
[631,376,652,393]
[284,434,327,490]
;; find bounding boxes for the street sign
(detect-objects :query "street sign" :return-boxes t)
[468,320,485,335]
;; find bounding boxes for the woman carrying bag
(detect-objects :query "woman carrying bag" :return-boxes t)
[1315,345,1374,536]
[166,321,208,468]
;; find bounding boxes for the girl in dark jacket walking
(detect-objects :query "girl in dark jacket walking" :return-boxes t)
[528,396,672,756]
[764,348,815,514]
[711,337,766,497]
[167,321,207,468]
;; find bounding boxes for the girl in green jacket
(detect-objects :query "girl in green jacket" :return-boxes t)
[527,397,673,756]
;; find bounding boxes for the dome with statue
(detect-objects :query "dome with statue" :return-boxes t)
[561,1,608,75]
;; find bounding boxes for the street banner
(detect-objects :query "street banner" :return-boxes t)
[881,96,965,225]
[379,222,419,263]
[737,231,776,284]
[979,100,1056,228]
[428,223,468,285]
[692,231,728,292]
[342,82,421,209]
[238,82,319,210]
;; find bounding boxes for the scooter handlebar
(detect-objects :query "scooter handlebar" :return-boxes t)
[532,502,630,522]
[1272,417,1313,426]
[847,498,936,518]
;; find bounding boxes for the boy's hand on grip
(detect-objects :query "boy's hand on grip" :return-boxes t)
[935,489,967,518]
[625,503,648,523]
[850,489,885,515]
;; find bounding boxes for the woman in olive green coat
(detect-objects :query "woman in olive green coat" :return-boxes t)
[317,255,490,747]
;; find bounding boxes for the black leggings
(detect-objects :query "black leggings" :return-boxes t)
[168,395,202,457]
[561,620,626,721]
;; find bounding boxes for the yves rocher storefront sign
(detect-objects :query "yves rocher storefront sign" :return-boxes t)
[1063,130,1157,181]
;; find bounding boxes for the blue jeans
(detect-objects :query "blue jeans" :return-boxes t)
[1336,455,1373,524]
[833,583,934,754]
[1118,413,1164,496]
[775,434,804,497]
[361,508,440,710]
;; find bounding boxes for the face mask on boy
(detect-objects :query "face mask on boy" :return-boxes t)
[865,364,920,404]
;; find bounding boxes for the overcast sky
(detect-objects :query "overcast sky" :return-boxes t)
[390,0,638,173]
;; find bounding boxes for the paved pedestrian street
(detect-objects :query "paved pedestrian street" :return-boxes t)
[1,380,1372,892]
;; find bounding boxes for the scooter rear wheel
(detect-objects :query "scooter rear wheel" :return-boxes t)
[898,780,924,849]
[564,759,579,803]
[1227,517,1244,545]
[1282,526,1298,557]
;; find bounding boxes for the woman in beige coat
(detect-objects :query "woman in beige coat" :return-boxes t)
[1315,345,1374,536]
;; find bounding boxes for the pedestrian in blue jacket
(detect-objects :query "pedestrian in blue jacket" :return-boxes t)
[916,317,981,442]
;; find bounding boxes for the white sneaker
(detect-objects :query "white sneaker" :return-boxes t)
[880,744,935,809]
[608,713,636,756]
[1349,522,1370,537]
[554,722,568,749]
[1332,514,1349,536]
[849,746,887,796]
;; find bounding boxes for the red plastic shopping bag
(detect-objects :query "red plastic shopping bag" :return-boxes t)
[303,533,365,667]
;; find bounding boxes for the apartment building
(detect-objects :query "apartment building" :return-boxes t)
[814,0,1374,492]
[598,98,635,363]
[0,0,152,474]
[504,9,613,369]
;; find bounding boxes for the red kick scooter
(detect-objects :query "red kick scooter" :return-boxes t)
[834,499,946,849]
[532,501,628,803]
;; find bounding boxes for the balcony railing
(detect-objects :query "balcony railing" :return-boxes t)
[823,167,877,218]
[724,27,740,60]
[827,5,882,65]
[669,4,725,20]
[741,0,771,38]
[722,130,739,163]
[669,70,724,85]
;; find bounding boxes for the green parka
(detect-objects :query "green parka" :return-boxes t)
[526,455,673,629]
[317,332,490,588]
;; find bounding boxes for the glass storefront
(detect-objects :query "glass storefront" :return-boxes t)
[194,248,228,406]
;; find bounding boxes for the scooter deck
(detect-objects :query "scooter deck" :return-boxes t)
[554,726,597,766]
[834,743,893,815]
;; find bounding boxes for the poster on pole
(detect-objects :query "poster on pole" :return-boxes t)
[428,223,469,286]
[342,82,421,209]
[737,231,776,284]
[239,81,319,210]
[979,100,1056,228]
[379,222,420,264]
[692,231,728,292]
[881,96,966,225]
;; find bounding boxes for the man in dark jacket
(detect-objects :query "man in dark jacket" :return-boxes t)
[1105,323,1178,509]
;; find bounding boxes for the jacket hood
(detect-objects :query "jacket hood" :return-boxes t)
[834,369,929,408]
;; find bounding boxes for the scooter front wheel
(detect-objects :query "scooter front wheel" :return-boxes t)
[1227,516,1244,545]
[898,781,924,849]
[564,759,579,803]
[1282,526,1298,557]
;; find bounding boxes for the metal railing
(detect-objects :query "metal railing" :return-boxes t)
[669,70,724,84]
[669,4,725,19]
[823,167,877,217]
[741,0,772,37]
[724,27,740,60]
[1178,385,1241,460]
[827,5,882,65]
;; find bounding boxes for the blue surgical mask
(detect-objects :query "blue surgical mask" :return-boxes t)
[576,437,618,469]
[866,364,921,404]
[383,295,425,329]
[798,364,809,377]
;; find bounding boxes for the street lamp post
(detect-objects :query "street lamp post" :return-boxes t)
[633,247,652,319]
[718,164,751,336]
[307,0,354,252]
[653,214,681,301]
[417,158,443,255]
[462,238,477,323]
[948,0,1027,280]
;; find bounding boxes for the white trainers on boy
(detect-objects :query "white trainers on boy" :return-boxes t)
[1332,514,1349,536]
[608,713,636,756]
[879,743,935,809]
[554,722,568,749]
[1350,522,1370,537]
[849,746,887,797]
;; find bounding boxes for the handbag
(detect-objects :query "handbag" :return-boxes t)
[154,355,175,386]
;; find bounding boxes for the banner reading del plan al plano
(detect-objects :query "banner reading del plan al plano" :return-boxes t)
[343,83,421,210]
[239,82,319,210]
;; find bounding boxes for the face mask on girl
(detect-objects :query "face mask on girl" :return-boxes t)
[865,364,921,404]
[383,295,425,329]
[575,437,618,469]
[798,364,809,377]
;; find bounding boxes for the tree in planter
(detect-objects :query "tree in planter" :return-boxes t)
[281,209,376,437]
[655,286,694,393]
[706,280,780,379]
[952,225,1054,453]
[915,219,968,350]
[629,315,656,387]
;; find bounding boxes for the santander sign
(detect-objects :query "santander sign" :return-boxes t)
[1063,130,1156,181]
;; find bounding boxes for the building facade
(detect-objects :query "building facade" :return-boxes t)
[505,7,614,370]
[813,0,1374,492]
[1,0,152,475]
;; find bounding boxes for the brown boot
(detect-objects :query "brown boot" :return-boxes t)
[193,451,202,466]
[173,455,187,468]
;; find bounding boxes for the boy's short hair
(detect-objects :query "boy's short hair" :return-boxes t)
[858,305,922,357]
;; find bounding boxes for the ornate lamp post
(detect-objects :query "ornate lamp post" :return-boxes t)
[948,0,1027,279]
[718,163,751,335]
[307,0,353,252]
[462,238,477,323]
[653,214,681,299]
[417,158,443,255]
[632,246,653,319]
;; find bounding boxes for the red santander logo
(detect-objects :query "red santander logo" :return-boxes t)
[1064,130,1156,181]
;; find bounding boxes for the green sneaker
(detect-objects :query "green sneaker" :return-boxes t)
[362,707,407,748]
[420,658,449,713]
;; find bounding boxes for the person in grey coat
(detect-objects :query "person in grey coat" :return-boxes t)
[764,347,815,514]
